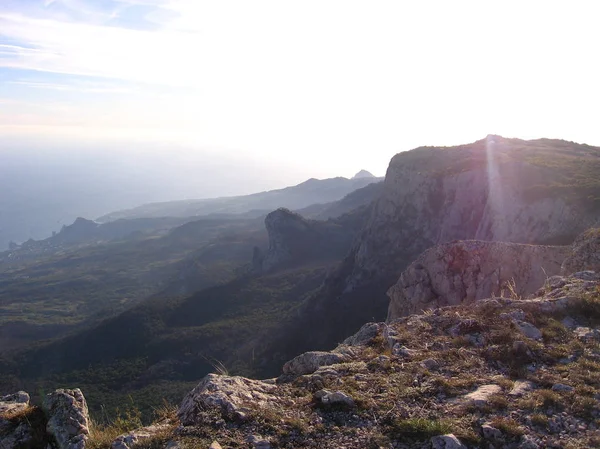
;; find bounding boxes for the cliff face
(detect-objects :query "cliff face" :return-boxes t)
[386,240,570,320]
[255,208,366,273]
[339,136,599,293]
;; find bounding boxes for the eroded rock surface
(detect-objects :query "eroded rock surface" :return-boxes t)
[44,388,89,449]
[387,240,568,320]
[178,374,279,426]
[562,228,600,274]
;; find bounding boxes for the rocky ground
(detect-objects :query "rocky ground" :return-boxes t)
[164,270,600,449]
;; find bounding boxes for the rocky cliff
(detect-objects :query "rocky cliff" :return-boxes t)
[341,136,599,294]
[280,136,600,354]
[253,208,365,273]
[387,240,570,320]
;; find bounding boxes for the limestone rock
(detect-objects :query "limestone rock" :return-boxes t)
[44,388,89,449]
[343,322,382,346]
[509,380,535,397]
[209,442,223,449]
[514,321,542,340]
[340,136,597,299]
[462,384,502,406]
[282,351,347,376]
[561,228,600,275]
[178,374,278,426]
[111,423,171,449]
[430,434,467,449]
[551,383,574,392]
[0,392,36,449]
[314,390,355,408]
[0,392,29,416]
[387,240,568,320]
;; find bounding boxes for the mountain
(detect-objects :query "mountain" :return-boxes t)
[258,135,600,362]
[352,169,376,179]
[0,208,368,419]
[4,231,600,449]
[2,135,599,427]
[97,176,383,222]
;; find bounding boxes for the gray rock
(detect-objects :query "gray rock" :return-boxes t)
[44,388,89,449]
[208,442,223,449]
[462,384,502,406]
[421,358,440,371]
[509,380,535,397]
[178,374,278,426]
[514,321,542,340]
[574,326,600,341]
[343,322,382,346]
[247,435,271,449]
[282,351,347,376]
[430,433,467,449]
[0,392,30,416]
[387,240,568,320]
[518,434,541,449]
[314,390,355,408]
[111,423,170,449]
[551,383,574,392]
[561,228,600,275]
[481,424,503,440]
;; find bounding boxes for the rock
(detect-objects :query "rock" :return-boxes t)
[514,321,542,340]
[561,228,600,275]
[247,435,271,449]
[574,326,600,341]
[463,384,502,406]
[551,383,574,392]
[421,358,440,371]
[518,434,541,449]
[314,390,355,408]
[178,374,278,425]
[258,208,356,273]
[387,240,568,319]
[509,380,535,397]
[392,344,418,358]
[430,433,467,449]
[44,388,89,449]
[111,423,170,449]
[0,392,30,416]
[449,319,482,336]
[481,424,503,440]
[343,322,382,346]
[208,442,223,449]
[282,351,347,376]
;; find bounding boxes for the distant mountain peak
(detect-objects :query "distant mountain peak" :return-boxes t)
[352,170,375,179]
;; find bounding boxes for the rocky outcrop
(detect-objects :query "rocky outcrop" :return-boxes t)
[178,374,279,425]
[561,228,600,274]
[342,136,599,294]
[387,240,569,320]
[352,169,376,179]
[44,389,89,449]
[0,392,36,449]
[173,271,600,448]
[256,208,358,273]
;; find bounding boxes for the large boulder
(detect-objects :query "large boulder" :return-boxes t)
[561,228,600,275]
[44,389,89,449]
[387,240,569,320]
[178,374,278,426]
[0,392,34,449]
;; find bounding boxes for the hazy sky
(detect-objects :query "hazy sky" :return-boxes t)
[1,0,600,179]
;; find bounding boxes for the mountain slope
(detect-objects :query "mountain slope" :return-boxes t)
[97,176,382,222]
[259,135,600,361]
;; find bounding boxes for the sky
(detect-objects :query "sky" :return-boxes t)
[1,0,600,181]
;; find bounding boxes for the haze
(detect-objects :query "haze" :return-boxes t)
[1,0,600,247]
